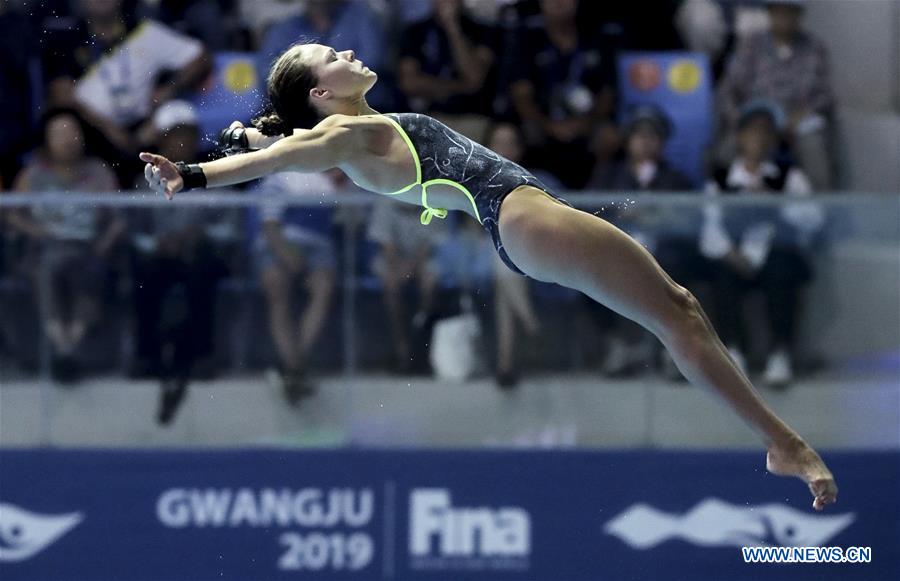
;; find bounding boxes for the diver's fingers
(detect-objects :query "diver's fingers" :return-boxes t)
[161,178,173,201]
[810,478,837,511]
[139,152,165,165]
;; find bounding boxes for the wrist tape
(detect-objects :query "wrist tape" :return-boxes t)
[174,162,207,190]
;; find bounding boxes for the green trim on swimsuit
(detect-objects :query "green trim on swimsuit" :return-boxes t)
[381,115,421,194]
[380,115,482,226]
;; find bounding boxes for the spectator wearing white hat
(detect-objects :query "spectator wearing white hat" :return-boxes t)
[701,100,824,389]
[719,0,834,190]
[129,100,230,424]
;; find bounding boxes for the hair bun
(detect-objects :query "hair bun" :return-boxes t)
[252,113,292,137]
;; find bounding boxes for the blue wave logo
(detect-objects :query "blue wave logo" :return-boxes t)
[0,503,83,562]
[604,498,854,549]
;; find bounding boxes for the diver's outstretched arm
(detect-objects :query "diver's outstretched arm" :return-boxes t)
[140,118,360,198]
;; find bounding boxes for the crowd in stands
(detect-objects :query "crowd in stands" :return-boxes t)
[0,0,836,422]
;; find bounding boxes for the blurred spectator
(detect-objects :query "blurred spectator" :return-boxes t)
[237,0,305,48]
[701,101,824,388]
[129,100,229,424]
[367,199,448,373]
[249,170,339,405]
[41,0,211,185]
[676,0,731,81]
[718,0,834,190]
[588,105,700,378]
[256,0,391,110]
[589,104,691,192]
[580,1,684,51]
[510,0,618,189]
[397,0,498,141]
[483,122,548,387]
[8,108,124,384]
[0,2,38,186]
[138,0,244,51]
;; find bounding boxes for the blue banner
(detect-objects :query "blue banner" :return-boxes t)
[617,52,714,187]
[190,52,265,151]
[1,450,897,580]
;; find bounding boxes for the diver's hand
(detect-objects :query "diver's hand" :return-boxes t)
[140,152,183,200]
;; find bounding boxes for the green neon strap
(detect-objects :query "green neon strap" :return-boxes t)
[420,179,481,225]
[380,115,482,225]
[380,116,421,195]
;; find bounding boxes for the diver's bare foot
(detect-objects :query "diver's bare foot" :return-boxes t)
[766,436,838,511]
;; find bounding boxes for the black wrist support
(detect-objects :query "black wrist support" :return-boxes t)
[218,126,255,155]
[175,162,207,190]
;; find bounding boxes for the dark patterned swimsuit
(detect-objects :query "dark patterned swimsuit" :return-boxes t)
[381,113,571,275]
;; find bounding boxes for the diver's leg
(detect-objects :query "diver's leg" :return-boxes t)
[498,187,837,510]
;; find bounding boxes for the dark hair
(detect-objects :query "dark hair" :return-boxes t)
[252,44,321,137]
[624,104,671,140]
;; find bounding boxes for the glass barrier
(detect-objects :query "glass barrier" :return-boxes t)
[1,191,898,449]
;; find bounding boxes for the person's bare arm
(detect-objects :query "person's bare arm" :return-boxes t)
[442,28,493,91]
[141,117,364,198]
[510,79,550,128]
[398,57,467,101]
[8,173,48,239]
[151,52,213,106]
[511,79,587,142]
[5,210,47,239]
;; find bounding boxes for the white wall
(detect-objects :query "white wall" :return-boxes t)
[804,0,899,112]
[803,0,900,192]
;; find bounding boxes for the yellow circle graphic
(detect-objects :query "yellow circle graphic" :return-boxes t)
[667,60,702,94]
[223,61,257,93]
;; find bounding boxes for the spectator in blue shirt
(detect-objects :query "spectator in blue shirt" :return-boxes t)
[248,168,339,404]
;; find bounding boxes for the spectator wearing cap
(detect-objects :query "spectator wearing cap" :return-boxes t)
[41,0,212,185]
[8,107,124,383]
[701,100,824,388]
[587,105,703,378]
[129,100,230,424]
[718,0,834,190]
[590,104,691,192]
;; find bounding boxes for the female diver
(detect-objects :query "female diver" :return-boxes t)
[140,43,837,510]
